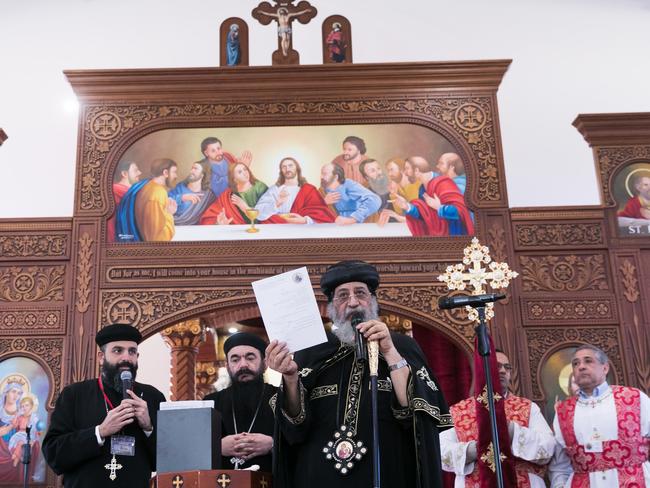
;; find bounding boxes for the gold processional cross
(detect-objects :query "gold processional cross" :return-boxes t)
[437,237,518,323]
[252,0,317,65]
[438,237,518,473]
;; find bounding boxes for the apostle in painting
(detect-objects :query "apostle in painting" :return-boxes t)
[200,162,268,225]
[203,333,277,472]
[115,158,178,241]
[200,137,252,201]
[108,161,141,242]
[331,136,371,185]
[393,156,473,236]
[617,173,650,220]
[168,161,215,226]
[320,162,381,225]
[42,324,165,488]
[267,260,451,488]
[255,157,335,224]
[435,152,467,194]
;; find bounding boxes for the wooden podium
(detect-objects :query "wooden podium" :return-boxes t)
[155,470,272,488]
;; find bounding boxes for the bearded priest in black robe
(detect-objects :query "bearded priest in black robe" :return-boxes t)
[42,324,165,488]
[204,332,277,472]
[267,260,452,488]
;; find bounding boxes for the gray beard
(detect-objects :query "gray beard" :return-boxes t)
[327,297,380,346]
[368,175,390,195]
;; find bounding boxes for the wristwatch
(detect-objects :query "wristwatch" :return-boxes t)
[388,358,408,371]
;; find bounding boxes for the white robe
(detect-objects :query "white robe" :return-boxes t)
[550,384,650,488]
[254,184,313,223]
[440,400,555,487]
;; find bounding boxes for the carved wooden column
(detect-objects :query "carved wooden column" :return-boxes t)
[382,314,413,337]
[195,328,219,399]
[161,319,204,400]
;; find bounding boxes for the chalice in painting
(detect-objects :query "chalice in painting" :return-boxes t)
[245,208,260,233]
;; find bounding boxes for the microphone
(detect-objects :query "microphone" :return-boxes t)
[350,312,367,362]
[120,370,133,400]
[438,292,506,310]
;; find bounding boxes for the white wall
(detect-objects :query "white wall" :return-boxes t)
[2,0,650,218]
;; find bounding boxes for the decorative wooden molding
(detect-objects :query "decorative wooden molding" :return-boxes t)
[75,232,93,313]
[513,222,605,250]
[573,112,650,147]
[64,61,511,101]
[0,306,66,335]
[0,265,65,302]
[619,258,640,303]
[381,314,413,336]
[521,298,617,326]
[595,145,650,207]
[626,314,650,392]
[518,254,609,293]
[0,233,70,260]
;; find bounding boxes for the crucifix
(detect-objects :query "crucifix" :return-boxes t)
[103,455,122,481]
[252,0,317,65]
[172,474,184,487]
[0,128,7,146]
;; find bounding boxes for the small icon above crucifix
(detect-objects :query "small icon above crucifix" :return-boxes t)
[252,1,317,65]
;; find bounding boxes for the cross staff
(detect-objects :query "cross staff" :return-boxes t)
[437,237,518,322]
[252,1,317,64]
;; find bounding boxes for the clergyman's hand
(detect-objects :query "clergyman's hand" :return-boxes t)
[98,403,135,438]
[266,341,298,379]
[237,432,273,460]
[122,390,152,431]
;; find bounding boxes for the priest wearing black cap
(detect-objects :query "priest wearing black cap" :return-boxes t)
[42,323,165,488]
[268,260,451,488]
[204,332,277,473]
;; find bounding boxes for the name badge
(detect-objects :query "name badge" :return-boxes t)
[584,441,603,453]
[111,435,136,456]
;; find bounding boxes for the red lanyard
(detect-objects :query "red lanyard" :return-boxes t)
[98,378,116,410]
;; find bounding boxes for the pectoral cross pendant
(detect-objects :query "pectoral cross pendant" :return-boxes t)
[104,454,123,481]
[230,456,245,470]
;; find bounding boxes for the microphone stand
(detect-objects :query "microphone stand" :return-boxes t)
[368,341,381,488]
[475,306,504,488]
[21,426,31,488]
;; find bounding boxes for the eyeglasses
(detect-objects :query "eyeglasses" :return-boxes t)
[333,290,371,304]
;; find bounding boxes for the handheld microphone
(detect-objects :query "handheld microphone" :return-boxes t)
[120,370,133,400]
[351,312,367,362]
[438,292,506,310]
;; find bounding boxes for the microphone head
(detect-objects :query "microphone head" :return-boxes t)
[437,296,453,310]
[349,311,365,326]
[120,370,133,381]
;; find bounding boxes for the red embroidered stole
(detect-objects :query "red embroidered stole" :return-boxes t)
[451,395,545,487]
[556,385,649,488]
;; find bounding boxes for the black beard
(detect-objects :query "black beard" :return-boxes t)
[102,359,138,393]
[231,374,265,423]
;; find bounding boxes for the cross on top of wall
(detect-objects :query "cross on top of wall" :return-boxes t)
[252,0,317,65]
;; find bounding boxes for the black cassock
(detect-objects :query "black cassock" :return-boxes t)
[274,331,451,488]
[42,379,165,488]
[204,381,278,472]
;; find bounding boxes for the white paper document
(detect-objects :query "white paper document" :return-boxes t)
[252,267,327,352]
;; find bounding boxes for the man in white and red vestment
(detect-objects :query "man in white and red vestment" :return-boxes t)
[440,349,556,487]
[550,344,650,488]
